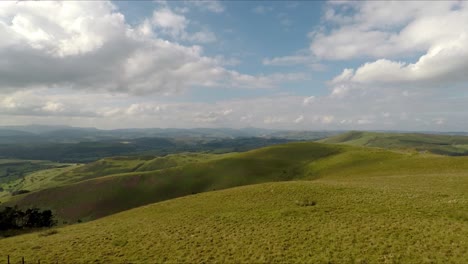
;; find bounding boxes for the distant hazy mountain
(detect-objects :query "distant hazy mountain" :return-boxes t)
[0,125,342,144]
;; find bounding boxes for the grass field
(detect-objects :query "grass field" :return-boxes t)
[3,143,341,222]
[0,160,75,202]
[0,139,467,262]
[0,153,225,204]
[0,159,68,184]
[0,166,78,203]
[0,177,466,263]
[320,131,468,155]
[4,141,468,226]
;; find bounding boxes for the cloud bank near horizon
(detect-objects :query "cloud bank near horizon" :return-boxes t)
[1,1,467,131]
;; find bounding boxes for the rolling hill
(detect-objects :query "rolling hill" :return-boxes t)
[0,153,225,203]
[4,141,468,225]
[0,140,467,262]
[320,131,468,155]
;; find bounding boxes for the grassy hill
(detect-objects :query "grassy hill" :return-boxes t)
[4,141,468,225]
[1,178,466,263]
[320,131,468,155]
[0,153,226,203]
[0,160,75,202]
[3,143,342,222]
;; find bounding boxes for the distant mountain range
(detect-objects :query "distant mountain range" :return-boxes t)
[1,125,468,145]
[0,125,343,144]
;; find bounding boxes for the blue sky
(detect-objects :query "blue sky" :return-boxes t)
[116,0,335,102]
[1,1,468,131]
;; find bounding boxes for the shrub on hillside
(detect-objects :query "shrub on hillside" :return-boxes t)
[0,206,56,231]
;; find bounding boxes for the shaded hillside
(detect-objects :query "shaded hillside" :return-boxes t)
[5,141,468,223]
[0,153,225,202]
[3,142,342,221]
[320,131,468,155]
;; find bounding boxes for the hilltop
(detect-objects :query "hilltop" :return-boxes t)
[320,131,468,155]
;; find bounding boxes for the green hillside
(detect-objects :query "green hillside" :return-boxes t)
[0,160,76,202]
[320,131,468,155]
[51,152,229,184]
[0,159,68,184]
[1,178,466,263]
[3,142,342,222]
[0,153,226,203]
[5,141,468,225]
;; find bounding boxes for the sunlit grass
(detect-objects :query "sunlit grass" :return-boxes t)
[1,179,466,263]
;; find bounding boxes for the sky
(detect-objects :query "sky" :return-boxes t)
[1,1,468,131]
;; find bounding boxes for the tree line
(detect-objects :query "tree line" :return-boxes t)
[0,206,56,231]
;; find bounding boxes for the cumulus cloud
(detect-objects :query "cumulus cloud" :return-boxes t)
[2,1,468,131]
[152,8,188,38]
[331,33,468,88]
[323,1,468,94]
[151,8,216,43]
[311,1,465,60]
[2,88,468,131]
[0,1,301,96]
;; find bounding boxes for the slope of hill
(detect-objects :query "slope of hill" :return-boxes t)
[0,165,78,202]
[5,141,468,224]
[320,131,468,155]
[0,153,228,203]
[3,142,342,222]
[1,178,466,263]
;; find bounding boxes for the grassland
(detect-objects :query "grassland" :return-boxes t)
[0,160,76,202]
[4,141,468,226]
[0,178,466,263]
[0,153,226,204]
[0,159,68,184]
[0,139,467,262]
[320,131,468,155]
[0,165,79,203]
[3,143,341,222]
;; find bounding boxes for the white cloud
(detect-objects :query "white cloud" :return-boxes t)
[294,115,304,123]
[2,89,468,131]
[330,33,468,91]
[0,1,126,57]
[302,96,315,106]
[323,1,468,94]
[151,8,217,43]
[2,1,468,131]
[152,8,188,38]
[0,1,301,96]
[311,1,465,60]
[252,6,273,14]
[433,118,445,125]
[42,102,64,113]
[321,115,334,124]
